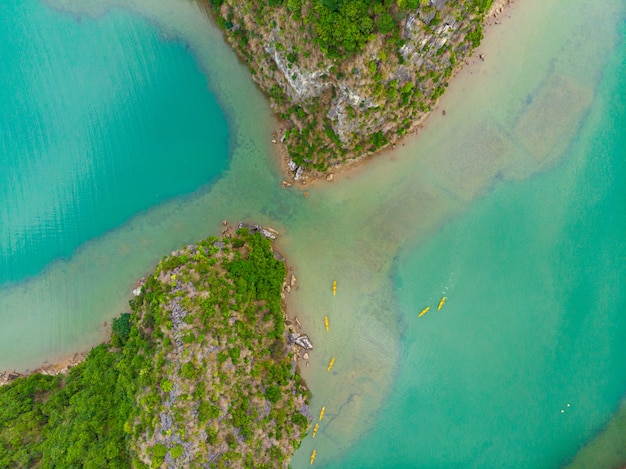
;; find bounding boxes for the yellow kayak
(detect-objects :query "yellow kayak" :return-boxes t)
[438,296,447,311]
[327,357,335,372]
[333,280,337,295]
[310,449,316,465]
[418,306,430,318]
[312,423,319,438]
[319,406,325,420]
[324,316,329,331]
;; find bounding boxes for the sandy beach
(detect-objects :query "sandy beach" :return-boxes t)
[0,352,86,387]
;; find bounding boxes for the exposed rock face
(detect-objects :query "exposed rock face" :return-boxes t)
[207,0,495,179]
[327,85,378,144]
[237,222,279,240]
[131,229,310,468]
[264,40,331,100]
[288,333,314,351]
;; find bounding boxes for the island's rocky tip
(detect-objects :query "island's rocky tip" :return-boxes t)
[206,0,511,184]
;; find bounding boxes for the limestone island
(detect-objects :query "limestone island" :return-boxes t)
[206,0,502,180]
[0,227,312,468]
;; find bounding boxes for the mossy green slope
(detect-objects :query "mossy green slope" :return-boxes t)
[0,230,310,468]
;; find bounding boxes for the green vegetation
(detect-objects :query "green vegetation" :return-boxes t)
[206,0,494,174]
[0,230,310,468]
[0,323,151,467]
[309,0,393,58]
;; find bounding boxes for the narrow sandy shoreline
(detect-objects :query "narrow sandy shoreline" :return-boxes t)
[0,352,86,387]
[273,0,516,188]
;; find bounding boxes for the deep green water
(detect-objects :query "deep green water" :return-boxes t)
[1,0,625,467]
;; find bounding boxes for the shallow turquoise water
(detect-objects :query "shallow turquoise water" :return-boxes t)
[332,56,626,469]
[1,0,625,467]
[321,17,626,469]
[0,0,229,284]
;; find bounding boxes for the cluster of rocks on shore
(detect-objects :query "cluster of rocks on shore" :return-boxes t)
[281,268,314,368]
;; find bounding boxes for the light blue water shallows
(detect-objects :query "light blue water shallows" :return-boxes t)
[330,21,626,469]
[0,0,229,284]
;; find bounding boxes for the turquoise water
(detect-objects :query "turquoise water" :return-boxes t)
[1,0,625,467]
[0,0,287,374]
[0,0,229,284]
[328,32,626,466]
[290,1,626,467]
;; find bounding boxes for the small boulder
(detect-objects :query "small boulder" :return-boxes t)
[288,333,313,350]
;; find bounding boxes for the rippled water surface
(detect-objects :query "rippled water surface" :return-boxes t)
[0,0,229,365]
[0,1,229,284]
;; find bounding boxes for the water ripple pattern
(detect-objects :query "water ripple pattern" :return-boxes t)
[0,0,229,284]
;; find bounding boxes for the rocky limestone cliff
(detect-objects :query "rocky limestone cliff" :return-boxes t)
[206,0,495,180]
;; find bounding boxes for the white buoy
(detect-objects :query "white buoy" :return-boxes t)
[566,403,571,407]
[560,410,564,413]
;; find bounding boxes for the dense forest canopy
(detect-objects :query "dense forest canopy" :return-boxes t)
[0,230,309,468]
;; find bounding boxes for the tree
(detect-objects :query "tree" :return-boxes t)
[111,313,131,347]
[376,12,396,34]
[265,385,282,403]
